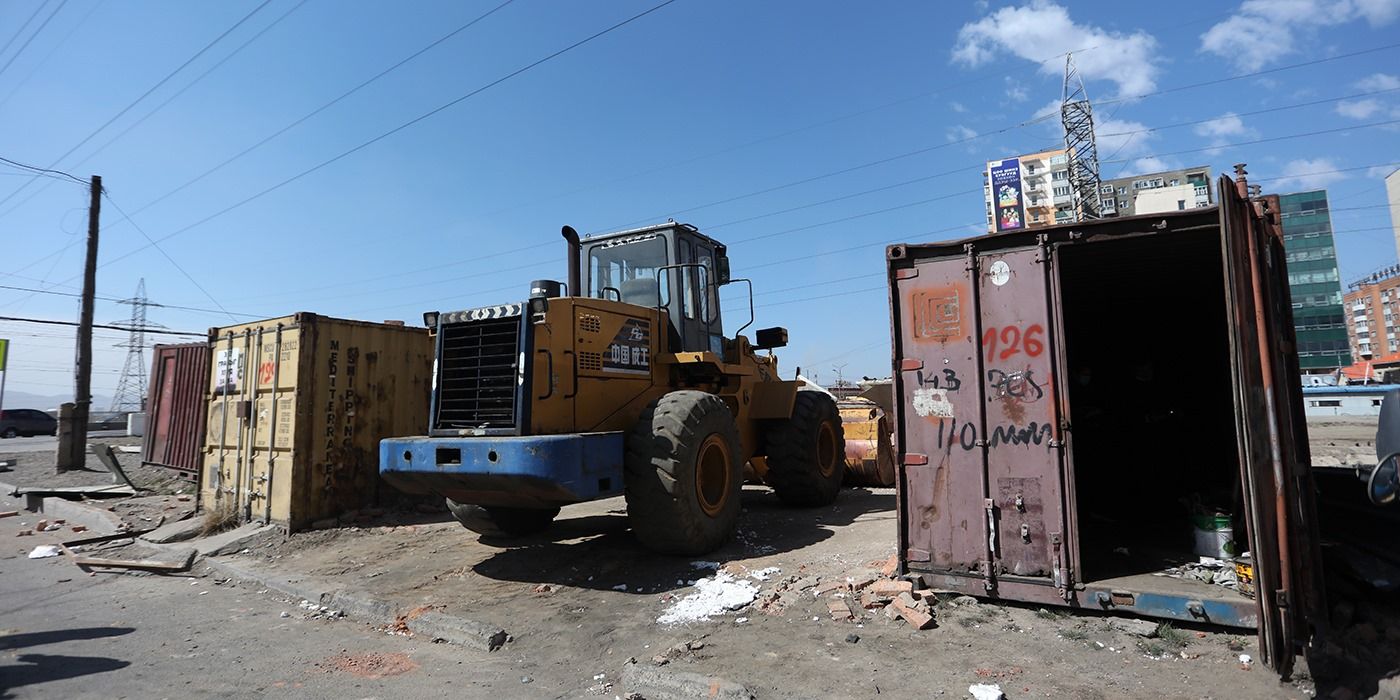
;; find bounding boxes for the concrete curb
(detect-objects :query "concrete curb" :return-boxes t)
[620,659,755,700]
[36,497,124,534]
[202,556,508,652]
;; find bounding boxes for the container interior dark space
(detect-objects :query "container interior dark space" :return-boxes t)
[1056,228,1244,590]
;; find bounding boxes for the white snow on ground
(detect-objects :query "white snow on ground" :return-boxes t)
[656,572,758,624]
[748,566,781,581]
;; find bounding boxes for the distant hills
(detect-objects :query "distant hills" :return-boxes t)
[1,390,115,413]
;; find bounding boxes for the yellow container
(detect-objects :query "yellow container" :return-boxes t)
[200,313,432,531]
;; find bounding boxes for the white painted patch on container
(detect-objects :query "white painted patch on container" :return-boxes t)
[911,387,954,418]
[656,572,758,624]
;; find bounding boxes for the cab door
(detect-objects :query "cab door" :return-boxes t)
[1218,174,1325,677]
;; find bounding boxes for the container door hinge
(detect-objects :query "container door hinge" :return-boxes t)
[1275,589,1289,609]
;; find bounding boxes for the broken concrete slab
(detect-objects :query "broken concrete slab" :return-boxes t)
[36,496,124,534]
[194,523,279,557]
[620,659,754,700]
[139,517,205,544]
[405,610,508,652]
[1109,618,1160,638]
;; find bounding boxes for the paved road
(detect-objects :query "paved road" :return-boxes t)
[0,491,527,699]
[0,431,130,455]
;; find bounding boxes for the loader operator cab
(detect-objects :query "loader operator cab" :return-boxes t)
[579,223,733,355]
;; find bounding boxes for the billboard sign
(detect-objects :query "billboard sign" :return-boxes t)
[989,158,1026,232]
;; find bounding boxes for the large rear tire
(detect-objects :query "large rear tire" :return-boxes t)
[445,498,559,537]
[764,390,845,506]
[625,391,743,555]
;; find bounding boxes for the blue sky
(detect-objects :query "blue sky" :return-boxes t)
[1,0,1399,400]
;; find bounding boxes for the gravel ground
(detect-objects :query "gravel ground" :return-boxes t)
[0,436,191,496]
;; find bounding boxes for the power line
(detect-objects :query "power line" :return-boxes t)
[0,0,104,112]
[101,190,240,322]
[0,315,204,337]
[0,0,53,63]
[114,0,515,222]
[0,283,262,317]
[0,0,67,82]
[88,0,680,277]
[0,155,86,186]
[1102,117,1400,164]
[0,0,274,210]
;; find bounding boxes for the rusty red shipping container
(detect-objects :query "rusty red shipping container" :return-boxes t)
[143,342,210,478]
[886,172,1323,677]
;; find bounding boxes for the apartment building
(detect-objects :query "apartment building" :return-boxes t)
[983,148,1072,233]
[1098,167,1212,217]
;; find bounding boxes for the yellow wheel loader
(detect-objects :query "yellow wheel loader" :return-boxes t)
[380,222,845,554]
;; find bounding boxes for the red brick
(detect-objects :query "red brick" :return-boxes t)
[880,555,898,578]
[892,597,936,630]
[870,579,913,597]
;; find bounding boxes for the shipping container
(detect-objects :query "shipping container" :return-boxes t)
[143,342,210,478]
[200,314,432,530]
[886,172,1323,676]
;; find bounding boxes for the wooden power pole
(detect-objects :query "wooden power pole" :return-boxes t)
[58,174,100,472]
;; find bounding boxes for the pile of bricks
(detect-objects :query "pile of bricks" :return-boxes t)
[756,555,938,630]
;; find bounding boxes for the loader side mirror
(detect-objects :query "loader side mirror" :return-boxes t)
[716,255,731,285]
[753,326,787,350]
[1369,455,1398,506]
[1369,389,1400,506]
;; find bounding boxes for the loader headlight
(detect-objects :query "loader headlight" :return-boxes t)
[422,311,440,328]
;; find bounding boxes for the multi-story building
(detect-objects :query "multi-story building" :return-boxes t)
[1386,168,1400,261]
[1098,166,1212,217]
[983,148,1072,233]
[1344,266,1400,362]
[1278,189,1351,372]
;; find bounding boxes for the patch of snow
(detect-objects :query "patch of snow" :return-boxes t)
[27,545,60,559]
[689,560,720,570]
[748,566,781,581]
[969,683,1005,700]
[611,584,628,592]
[656,572,757,624]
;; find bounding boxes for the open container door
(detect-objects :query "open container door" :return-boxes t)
[1217,172,1324,677]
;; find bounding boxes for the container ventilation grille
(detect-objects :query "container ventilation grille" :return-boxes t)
[435,316,520,430]
[579,314,601,333]
[579,352,602,371]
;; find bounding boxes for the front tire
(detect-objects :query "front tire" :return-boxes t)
[1,428,17,439]
[764,390,845,506]
[445,498,559,537]
[625,391,743,555]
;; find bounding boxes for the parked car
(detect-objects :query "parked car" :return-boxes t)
[0,409,58,438]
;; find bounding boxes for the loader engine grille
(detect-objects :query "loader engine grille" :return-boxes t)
[434,316,521,431]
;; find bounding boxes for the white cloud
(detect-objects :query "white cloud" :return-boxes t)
[1192,112,1256,154]
[1337,99,1384,119]
[1194,113,1250,139]
[1004,77,1029,103]
[947,124,978,143]
[1095,118,1154,161]
[1202,0,1400,70]
[1272,158,1349,190]
[1368,165,1400,179]
[1357,73,1400,91]
[1125,156,1179,177]
[952,2,1160,97]
[950,101,967,113]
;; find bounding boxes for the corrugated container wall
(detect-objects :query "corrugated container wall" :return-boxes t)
[200,314,432,531]
[143,342,210,478]
[886,173,1324,677]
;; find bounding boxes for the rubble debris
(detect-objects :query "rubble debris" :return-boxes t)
[891,592,936,630]
[16,529,32,537]
[845,633,860,644]
[880,554,898,577]
[1155,557,1241,590]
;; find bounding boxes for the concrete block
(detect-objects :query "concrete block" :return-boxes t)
[37,497,124,534]
[405,610,508,652]
[139,517,205,544]
[195,523,278,557]
[620,659,754,700]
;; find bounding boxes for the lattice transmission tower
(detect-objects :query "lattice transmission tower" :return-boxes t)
[110,278,165,412]
[1061,53,1102,222]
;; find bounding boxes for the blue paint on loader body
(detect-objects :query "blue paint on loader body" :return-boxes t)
[379,432,626,509]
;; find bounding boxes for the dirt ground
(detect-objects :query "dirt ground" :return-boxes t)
[0,436,191,496]
[1306,417,1377,470]
[11,417,1395,697]
[222,487,1336,699]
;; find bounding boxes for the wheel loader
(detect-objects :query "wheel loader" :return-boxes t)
[379,222,845,554]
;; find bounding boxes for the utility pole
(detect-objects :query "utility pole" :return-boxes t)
[833,363,848,389]
[58,174,100,472]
